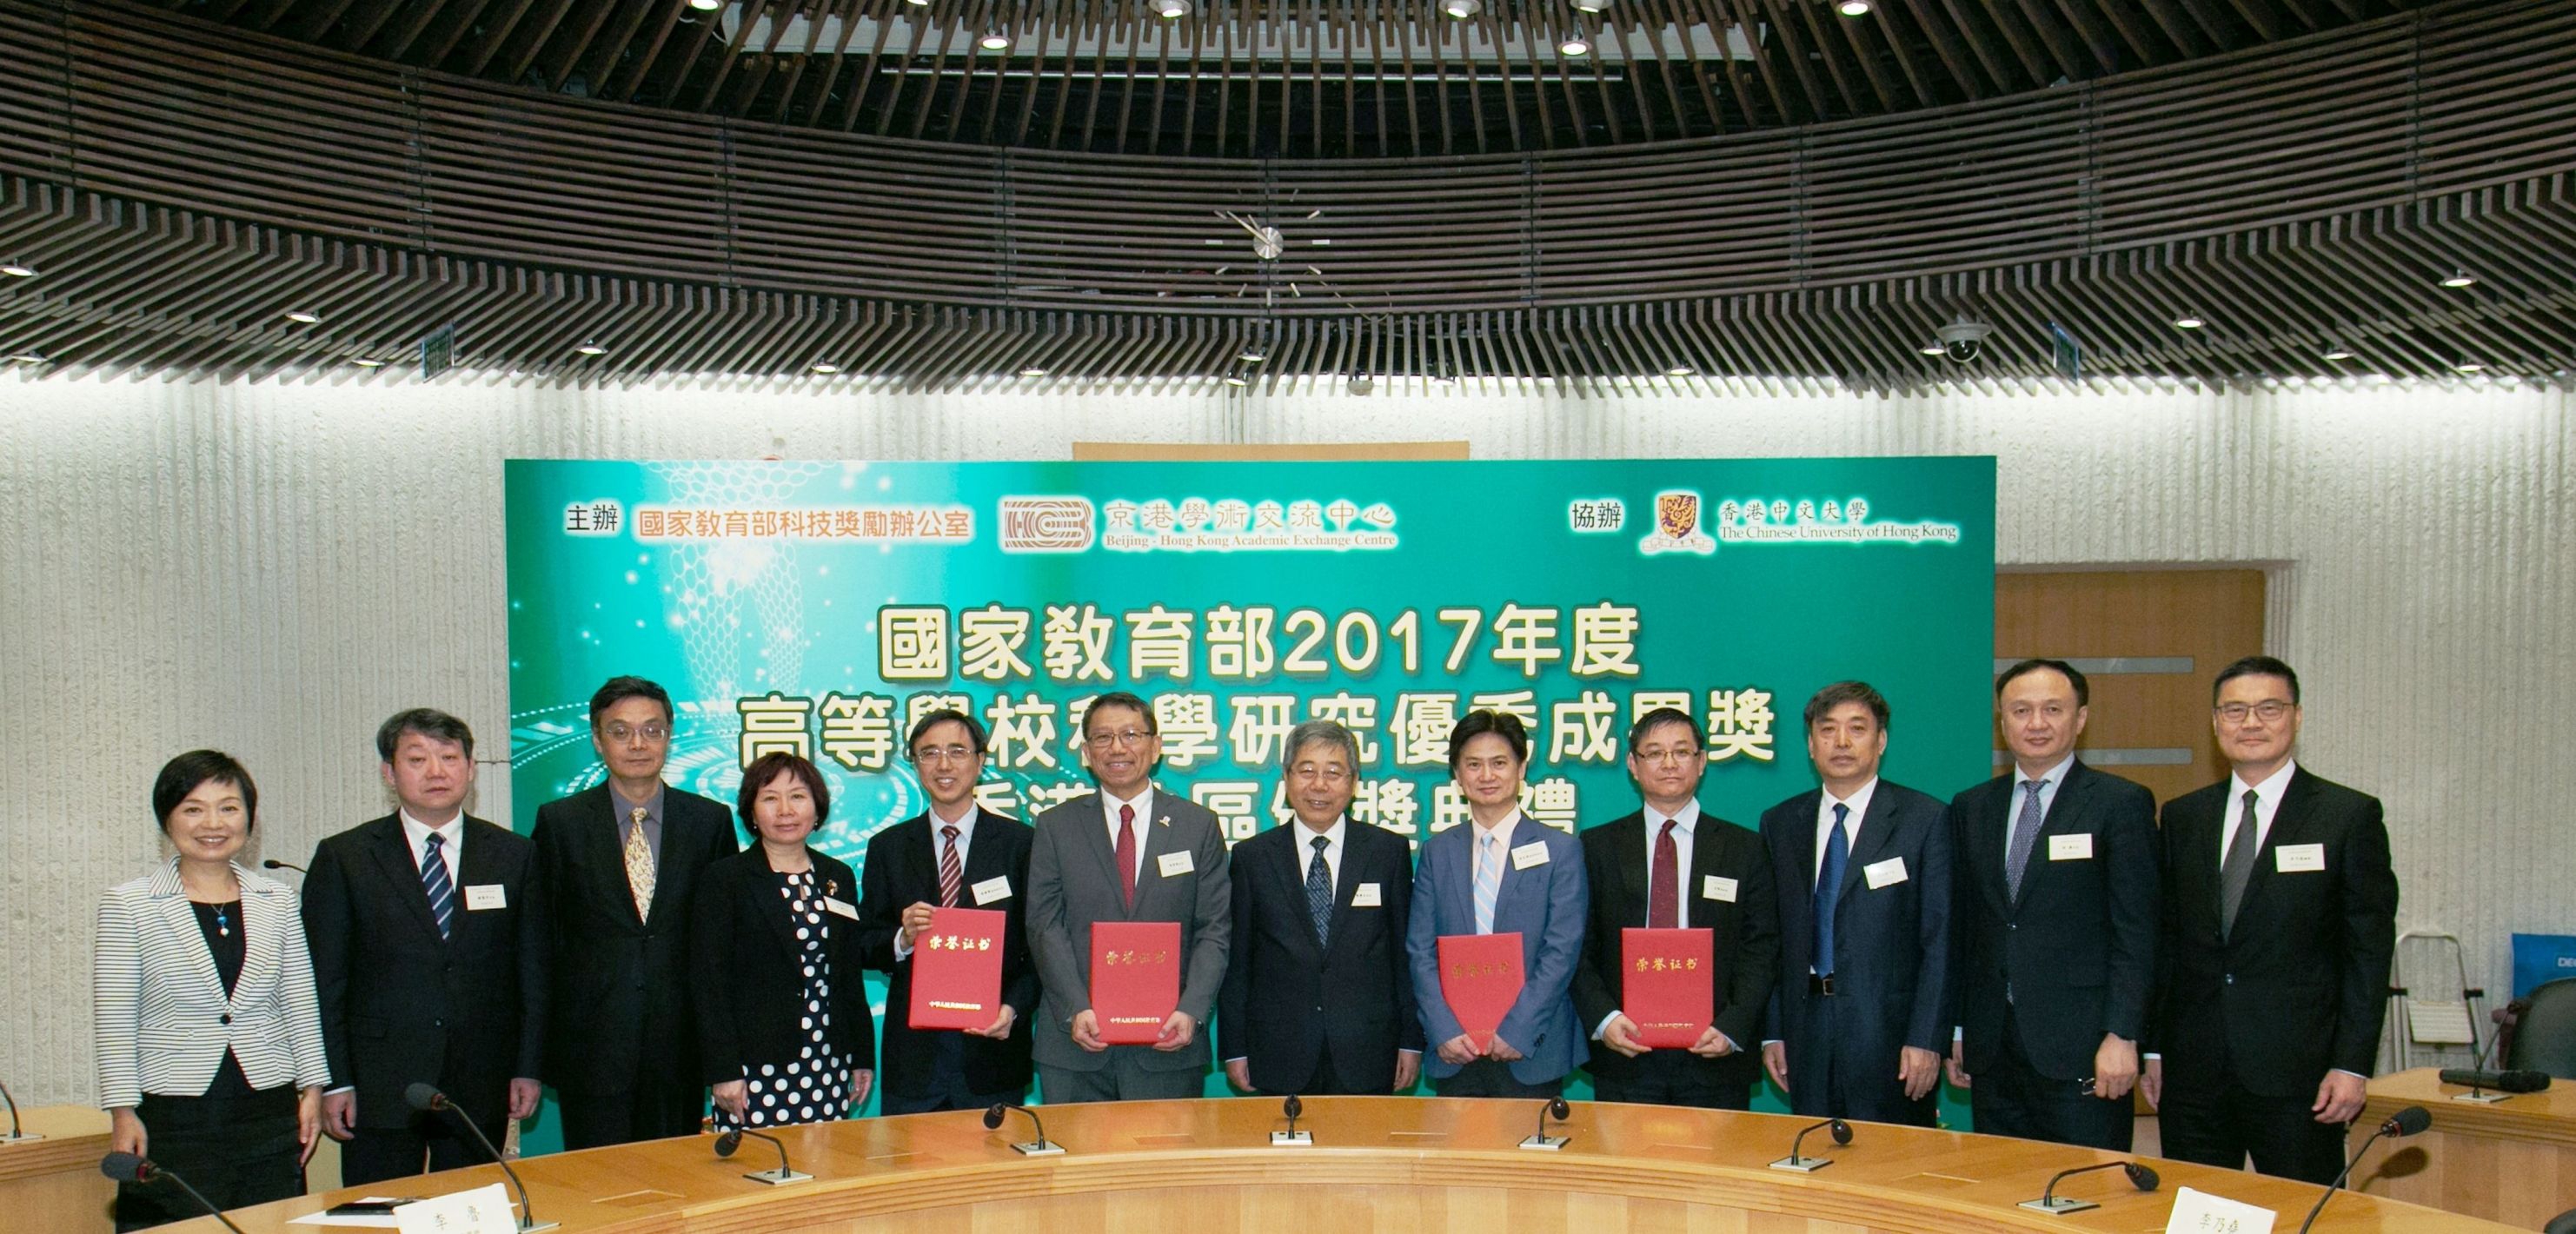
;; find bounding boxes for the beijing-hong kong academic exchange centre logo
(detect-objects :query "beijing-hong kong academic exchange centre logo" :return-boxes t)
[999,496,1097,552]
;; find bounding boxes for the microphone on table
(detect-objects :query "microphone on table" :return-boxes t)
[406,1083,557,1231]
[983,1102,1065,1156]
[2440,1067,2550,1097]
[1769,1118,1853,1172]
[1271,1093,1312,1147]
[100,1151,247,1234]
[2295,1105,2430,1234]
[261,859,306,875]
[714,1125,813,1185]
[2017,1159,2160,1215]
[1,1078,43,1144]
[1519,1096,1571,1151]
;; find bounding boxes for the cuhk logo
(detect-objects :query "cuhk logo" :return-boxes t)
[1656,492,1699,540]
[999,497,1095,552]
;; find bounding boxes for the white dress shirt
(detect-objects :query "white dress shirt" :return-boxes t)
[1641,799,1701,930]
[2220,760,2298,865]
[1294,817,1347,895]
[1103,786,1156,886]
[1812,777,1879,885]
[400,809,464,886]
[894,804,980,961]
[2005,753,2077,856]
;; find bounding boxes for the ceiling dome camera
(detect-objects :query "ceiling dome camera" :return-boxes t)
[1935,315,1995,364]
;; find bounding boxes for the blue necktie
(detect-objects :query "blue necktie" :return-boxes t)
[422,831,455,939]
[1305,835,1333,948]
[1813,803,1849,978]
[1472,833,1501,935]
[2005,779,2048,901]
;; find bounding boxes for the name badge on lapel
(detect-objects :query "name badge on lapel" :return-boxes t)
[1158,851,1195,878]
[463,885,507,911]
[1351,882,1383,908]
[823,898,860,920]
[1510,841,1550,870]
[973,875,1013,905]
[2048,833,2095,861]
[2274,843,2326,873]
[1702,875,1739,903]
[1862,857,1909,889]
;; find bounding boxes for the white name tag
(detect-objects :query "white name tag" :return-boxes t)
[1862,857,1909,889]
[1702,875,1739,903]
[973,875,1013,905]
[1158,851,1195,878]
[1351,882,1383,908]
[2048,833,2095,861]
[394,1183,515,1234]
[2163,1185,2276,1234]
[823,898,860,920]
[462,884,507,911]
[1510,841,1550,870]
[2275,843,2326,873]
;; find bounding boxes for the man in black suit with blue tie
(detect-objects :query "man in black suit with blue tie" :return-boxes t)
[302,709,547,1184]
[1944,660,2158,1150]
[1761,680,1954,1126]
[856,709,1039,1113]
[1218,720,1422,1096]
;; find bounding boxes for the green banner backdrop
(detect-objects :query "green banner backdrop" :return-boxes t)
[503,456,1996,1146]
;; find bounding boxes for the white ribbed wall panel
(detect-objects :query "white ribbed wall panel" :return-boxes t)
[1,374,2565,1105]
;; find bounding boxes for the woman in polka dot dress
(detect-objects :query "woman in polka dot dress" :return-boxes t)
[691,752,877,1130]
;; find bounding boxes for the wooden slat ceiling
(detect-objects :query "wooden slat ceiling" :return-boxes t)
[151,0,2428,159]
[1,0,2570,392]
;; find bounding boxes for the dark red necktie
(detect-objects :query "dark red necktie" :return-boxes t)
[1648,819,1681,929]
[1116,803,1139,908]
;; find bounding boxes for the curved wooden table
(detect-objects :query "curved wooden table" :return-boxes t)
[0,1105,114,1233]
[192,1098,2517,1234]
[2354,1066,2576,1229]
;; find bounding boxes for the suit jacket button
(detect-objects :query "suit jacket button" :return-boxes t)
[2224,974,2234,985]
[218,1013,231,1025]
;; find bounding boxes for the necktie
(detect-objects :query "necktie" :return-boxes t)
[421,831,455,939]
[1648,819,1681,930]
[2005,779,2048,902]
[1115,803,1139,909]
[1472,832,1501,935]
[2219,788,2261,936]
[623,806,656,923]
[939,825,964,908]
[1813,803,1849,978]
[1306,835,1333,948]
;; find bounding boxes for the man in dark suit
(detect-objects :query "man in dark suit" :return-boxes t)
[855,708,1039,1113]
[2143,655,2398,1184]
[1026,691,1232,1102]
[1575,707,1778,1110]
[303,709,546,1184]
[1219,720,1421,1096]
[1945,660,2157,1150]
[1760,680,1953,1126]
[531,675,739,1149]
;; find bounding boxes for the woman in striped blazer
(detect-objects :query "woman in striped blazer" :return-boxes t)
[94,751,330,1231]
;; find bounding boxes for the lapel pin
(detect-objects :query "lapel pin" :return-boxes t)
[826,878,839,898]
[1158,815,1171,827]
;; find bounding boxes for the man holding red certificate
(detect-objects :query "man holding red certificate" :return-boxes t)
[1404,711,1588,1098]
[1026,691,1232,1102]
[1573,708,1779,1110]
[856,709,1039,1114]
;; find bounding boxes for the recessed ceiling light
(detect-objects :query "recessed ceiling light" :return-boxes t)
[2172,314,2204,329]
[1018,367,1048,377]
[1441,0,1479,17]
[1570,0,1611,11]
[979,32,1011,50]
[354,357,388,368]
[575,342,607,356]
[808,362,840,375]
[1558,36,1591,56]
[687,0,720,10]
[0,260,36,278]
[5,351,45,363]
[284,310,322,324]
[2440,269,2476,289]
[1920,342,1947,355]
[1665,365,1696,376]
[1837,0,1872,15]
[1238,348,1267,362]
[2320,345,2355,362]
[2454,360,2486,374]
[1149,0,1191,16]
[1222,375,1249,387]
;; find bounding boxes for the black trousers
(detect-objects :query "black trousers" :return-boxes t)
[1789,991,1936,1127]
[1432,1059,1563,1098]
[1967,1010,2133,1151]
[558,1066,707,1150]
[340,1107,512,1185]
[116,1085,302,1232]
[2158,1075,2347,1184]
[1593,1049,1755,1111]
[881,1032,1027,1115]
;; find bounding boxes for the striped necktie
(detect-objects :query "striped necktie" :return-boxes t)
[1472,832,1501,934]
[421,831,455,939]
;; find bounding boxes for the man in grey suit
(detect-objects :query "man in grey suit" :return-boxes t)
[1026,690,1232,1101]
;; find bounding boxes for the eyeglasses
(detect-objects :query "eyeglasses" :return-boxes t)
[2214,700,2294,724]
[1631,748,1703,766]
[600,723,669,745]
[912,745,979,765]
[1289,762,1355,782]
[1086,729,1154,748]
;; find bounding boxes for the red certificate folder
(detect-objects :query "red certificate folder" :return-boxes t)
[1090,920,1182,1045]
[1436,932,1525,1052]
[908,906,1008,1031]
[1622,927,1716,1048]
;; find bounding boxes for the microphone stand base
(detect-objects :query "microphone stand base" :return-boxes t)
[0,1133,46,1144]
[513,1222,562,1233]
[743,1168,814,1185]
[1519,1135,1568,1151]
[1271,1131,1313,1146]
[2449,1091,2510,1105]
[2016,1198,2099,1216]
[1768,1155,1831,1172]
[1012,1140,1066,1157]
